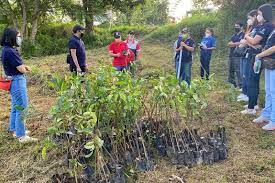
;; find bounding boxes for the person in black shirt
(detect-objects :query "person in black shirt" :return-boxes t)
[228,21,245,88]
[68,25,87,73]
[175,28,195,85]
[240,4,273,115]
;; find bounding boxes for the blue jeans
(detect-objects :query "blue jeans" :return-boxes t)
[247,57,261,109]
[114,66,128,71]
[261,69,275,124]
[9,75,28,137]
[200,53,212,79]
[175,61,192,85]
[242,58,250,95]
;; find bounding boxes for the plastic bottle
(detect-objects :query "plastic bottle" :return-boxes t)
[254,57,262,74]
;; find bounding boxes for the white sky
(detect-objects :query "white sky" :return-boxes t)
[169,0,194,19]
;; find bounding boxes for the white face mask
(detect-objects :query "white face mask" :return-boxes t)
[247,19,253,26]
[16,36,23,46]
[257,15,264,23]
[205,33,211,37]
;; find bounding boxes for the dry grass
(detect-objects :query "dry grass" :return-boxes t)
[0,42,274,183]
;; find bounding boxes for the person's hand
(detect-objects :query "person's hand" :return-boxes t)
[202,44,207,49]
[77,67,82,73]
[116,53,121,57]
[181,42,187,47]
[25,66,31,72]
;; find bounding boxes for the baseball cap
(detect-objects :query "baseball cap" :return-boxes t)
[114,32,121,38]
[73,25,85,33]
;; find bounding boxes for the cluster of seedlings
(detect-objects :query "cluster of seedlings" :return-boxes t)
[46,66,227,183]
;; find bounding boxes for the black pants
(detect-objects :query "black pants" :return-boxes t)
[247,57,261,109]
[69,65,87,73]
[228,56,242,88]
[200,53,212,79]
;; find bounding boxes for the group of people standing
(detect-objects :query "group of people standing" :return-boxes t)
[67,26,141,74]
[1,4,275,145]
[174,27,216,85]
[228,3,275,131]
[0,25,142,143]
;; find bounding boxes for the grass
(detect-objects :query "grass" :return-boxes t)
[0,40,274,182]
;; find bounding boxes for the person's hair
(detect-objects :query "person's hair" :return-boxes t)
[0,28,19,47]
[246,9,259,34]
[235,21,243,27]
[205,28,214,35]
[247,9,257,17]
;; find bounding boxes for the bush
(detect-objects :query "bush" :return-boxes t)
[20,24,154,58]
[147,13,218,45]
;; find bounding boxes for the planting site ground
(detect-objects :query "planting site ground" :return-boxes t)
[0,41,274,183]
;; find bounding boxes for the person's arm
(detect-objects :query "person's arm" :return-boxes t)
[109,51,120,58]
[16,65,31,74]
[245,35,263,46]
[181,41,195,52]
[256,46,275,58]
[70,49,81,72]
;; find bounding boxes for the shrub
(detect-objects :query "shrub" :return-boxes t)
[147,13,218,45]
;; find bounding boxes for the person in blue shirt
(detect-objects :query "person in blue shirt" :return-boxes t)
[68,25,87,73]
[228,21,245,89]
[253,27,275,131]
[237,10,259,103]
[240,4,273,115]
[175,28,195,85]
[1,28,37,143]
[199,28,216,80]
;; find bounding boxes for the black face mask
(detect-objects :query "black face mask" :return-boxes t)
[80,33,84,38]
[235,28,241,33]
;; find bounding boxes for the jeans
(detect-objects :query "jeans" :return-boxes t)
[242,58,250,96]
[114,66,128,71]
[9,75,28,137]
[175,61,192,85]
[228,56,242,88]
[247,57,261,109]
[261,69,275,124]
[200,53,212,79]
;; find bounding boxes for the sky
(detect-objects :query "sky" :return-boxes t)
[169,0,194,19]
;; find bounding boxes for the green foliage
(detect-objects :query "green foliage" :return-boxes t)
[44,64,213,180]
[147,13,218,44]
[20,24,153,57]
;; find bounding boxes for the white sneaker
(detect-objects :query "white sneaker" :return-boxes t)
[12,130,30,138]
[253,116,269,124]
[241,109,257,115]
[237,93,246,99]
[262,122,275,131]
[18,136,38,143]
[237,95,249,102]
[239,88,243,92]
[243,105,259,110]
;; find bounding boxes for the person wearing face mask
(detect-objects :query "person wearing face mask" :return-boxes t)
[108,32,129,71]
[174,27,195,85]
[1,28,38,143]
[228,21,245,89]
[240,4,273,115]
[199,28,216,80]
[68,25,87,73]
[124,31,141,75]
[252,25,275,131]
[237,10,259,103]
